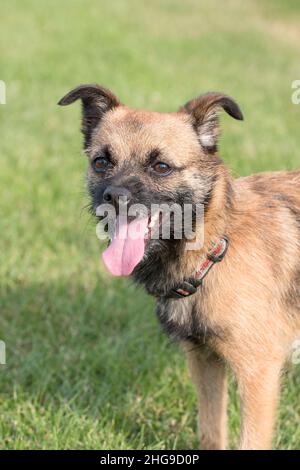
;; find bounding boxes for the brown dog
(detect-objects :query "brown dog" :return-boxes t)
[59,84,300,450]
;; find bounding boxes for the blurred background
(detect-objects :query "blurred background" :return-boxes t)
[0,0,299,449]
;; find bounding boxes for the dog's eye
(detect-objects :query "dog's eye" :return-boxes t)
[152,162,172,176]
[92,157,111,173]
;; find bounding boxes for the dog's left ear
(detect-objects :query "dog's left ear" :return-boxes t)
[180,92,243,152]
[58,84,120,149]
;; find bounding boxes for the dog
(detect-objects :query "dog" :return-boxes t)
[58,84,300,450]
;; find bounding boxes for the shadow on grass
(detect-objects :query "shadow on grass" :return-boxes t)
[1,279,299,449]
[0,279,199,449]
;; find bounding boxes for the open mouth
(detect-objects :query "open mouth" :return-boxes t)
[102,212,161,276]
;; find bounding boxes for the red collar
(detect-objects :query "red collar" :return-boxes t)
[164,238,228,299]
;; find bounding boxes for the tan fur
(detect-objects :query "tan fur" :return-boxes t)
[92,112,300,450]
[59,85,300,450]
[182,169,300,449]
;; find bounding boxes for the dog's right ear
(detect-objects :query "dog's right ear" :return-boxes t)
[58,84,120,149]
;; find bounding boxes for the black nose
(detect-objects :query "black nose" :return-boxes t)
[103,186,132,207]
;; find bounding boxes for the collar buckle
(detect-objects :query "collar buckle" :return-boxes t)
[163,237,228,300]
[166,277,202,299]
[207,237,228,263]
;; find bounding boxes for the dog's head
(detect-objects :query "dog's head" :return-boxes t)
[58,85,243,276]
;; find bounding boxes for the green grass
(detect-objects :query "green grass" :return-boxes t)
[0,0,300,450]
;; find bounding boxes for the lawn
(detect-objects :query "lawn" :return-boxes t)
[0,0,299,450]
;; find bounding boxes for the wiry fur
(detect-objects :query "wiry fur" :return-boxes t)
[59,84,300,450]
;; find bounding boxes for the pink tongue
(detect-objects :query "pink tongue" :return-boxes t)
[102,216,149,276]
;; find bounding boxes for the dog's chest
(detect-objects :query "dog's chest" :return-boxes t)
[156,296,218,344]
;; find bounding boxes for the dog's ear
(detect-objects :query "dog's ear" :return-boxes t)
[58,84,120,148]
[180,92,243,152]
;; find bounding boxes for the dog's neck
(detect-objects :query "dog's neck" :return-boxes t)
[133,162,233,298]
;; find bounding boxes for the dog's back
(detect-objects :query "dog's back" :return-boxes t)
[236,169,300,207]
[231,169,300,327]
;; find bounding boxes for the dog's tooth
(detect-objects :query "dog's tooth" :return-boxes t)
[149,212,159,228]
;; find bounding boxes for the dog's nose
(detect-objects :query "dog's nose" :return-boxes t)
[103,186,132,207]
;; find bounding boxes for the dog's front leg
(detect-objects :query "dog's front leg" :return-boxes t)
[236,359,283,450]
[183,343,228,450]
